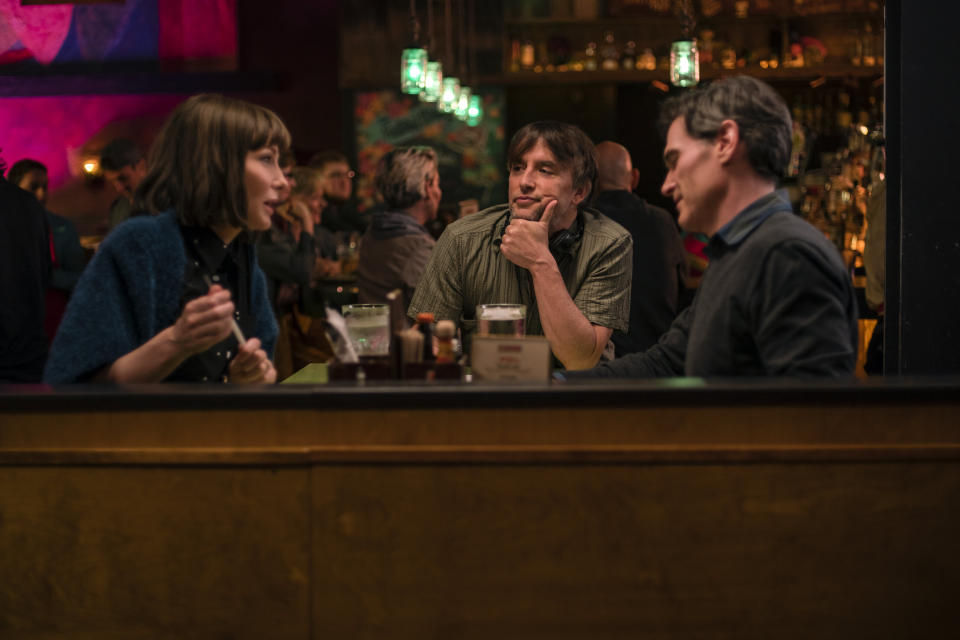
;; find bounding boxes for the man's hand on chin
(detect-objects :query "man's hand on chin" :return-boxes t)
[501,199,557,270]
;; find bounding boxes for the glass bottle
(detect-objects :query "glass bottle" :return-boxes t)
[638,47,656,71]
[416,312,435,362]
[520,39,536,70]
[600,31,619,70]
[621,40,637,71]
[584,41,598,71]
[435,320,456,364]
[862,22,876,67]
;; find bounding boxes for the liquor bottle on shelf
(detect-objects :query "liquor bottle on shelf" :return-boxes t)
[638,48,656,71]
[600,31,619,70]
[861,22,876,67]
[520,39,536,70]
[621,40,637,71]
[509,39,522,72]
[584,41,598,71]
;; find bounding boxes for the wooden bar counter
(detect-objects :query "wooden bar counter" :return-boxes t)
[2,378,959,638]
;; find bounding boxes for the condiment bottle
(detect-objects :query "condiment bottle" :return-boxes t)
[435,320,456,364]
[416,312,435,362]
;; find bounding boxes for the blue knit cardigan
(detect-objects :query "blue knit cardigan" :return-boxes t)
[43,210,277,384]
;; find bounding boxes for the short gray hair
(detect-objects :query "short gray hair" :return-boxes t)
[659,76,792,181]
[375,146,438,210]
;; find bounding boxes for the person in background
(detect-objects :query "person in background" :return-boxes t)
[7,158,86,342]
[408,120,632,370]
[257,151,334,377]
[0,153,51,382]
[100,138,148,230]
[44,94,286,384]
[592,141,686,355]
[289,165,341,280]
[862,171,885,375]
[356,146,441,311]
[566,76,858,380]
[308,150,366,233]
[258,149,315,311]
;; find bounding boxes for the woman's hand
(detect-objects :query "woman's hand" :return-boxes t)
[290,200,315,237]
[170,285,236,356]
[228,337,277,384]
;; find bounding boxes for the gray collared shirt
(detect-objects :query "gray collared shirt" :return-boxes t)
[408,204,632,354]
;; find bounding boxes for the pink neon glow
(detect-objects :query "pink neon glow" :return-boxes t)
[158,0,237,63]
[1,95,186,190]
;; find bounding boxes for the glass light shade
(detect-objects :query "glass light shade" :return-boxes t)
[670,40,699,88]
[455,86,472,121]
[421,60,443,102]
[438,76,460,113]
[401,47,428,94]
[466,93,483,126]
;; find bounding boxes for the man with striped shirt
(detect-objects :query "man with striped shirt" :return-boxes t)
[408,121,632,370]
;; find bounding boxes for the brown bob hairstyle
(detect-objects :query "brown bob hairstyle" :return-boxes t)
[136,94,291,229]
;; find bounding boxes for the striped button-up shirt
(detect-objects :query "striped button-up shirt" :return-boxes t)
[408,204,632,353]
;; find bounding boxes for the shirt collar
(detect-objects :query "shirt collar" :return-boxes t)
[707,189,792,255]
[181,224,237,275]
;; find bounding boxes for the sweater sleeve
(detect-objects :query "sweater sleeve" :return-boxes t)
[43,230,153,383]
[564,304,691,379]
[250,247,279,358]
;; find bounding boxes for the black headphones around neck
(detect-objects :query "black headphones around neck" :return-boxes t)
[495,211,584,255]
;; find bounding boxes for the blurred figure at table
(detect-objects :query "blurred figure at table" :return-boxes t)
[0,152,51,383]
[257,152,335,377]
[289,165,341,280]
[44,94,285,384]
[356,146,440,312]
[7,158,86,342]
[592,141,686,356]
[308,150,367,234]
[567,76,857,380]
[100,138,148,231]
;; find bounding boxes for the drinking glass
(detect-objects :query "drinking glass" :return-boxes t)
[476,304,525,338]
[342,304,390,356]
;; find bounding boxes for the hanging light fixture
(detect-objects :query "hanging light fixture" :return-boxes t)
[670,0,699,88]
[464,0,483,126]
[401,0,427,94]
[466,93,483,126]
[670,40,700,87]
[422,60,444,102]
[439,76,461,113]
[454,0,471,121]
[420,1,443,102]
[438,0,460,112]
[455,85,472,120]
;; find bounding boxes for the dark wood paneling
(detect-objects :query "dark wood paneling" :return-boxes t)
[0,466,311,638]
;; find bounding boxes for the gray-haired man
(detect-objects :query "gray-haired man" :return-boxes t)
[356,146,442,311]
[568,76,858,379]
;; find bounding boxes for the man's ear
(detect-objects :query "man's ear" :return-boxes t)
[571,182,589,207]
[715,119,741,166]
[630,167,640,192]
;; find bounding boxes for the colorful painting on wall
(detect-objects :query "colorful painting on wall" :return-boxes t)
[352,89,506,215]
[0,0,236,69]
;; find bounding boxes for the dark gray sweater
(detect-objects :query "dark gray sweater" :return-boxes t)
[567,190,858,379]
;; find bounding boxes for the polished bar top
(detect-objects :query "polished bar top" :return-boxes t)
[2,376,960,412]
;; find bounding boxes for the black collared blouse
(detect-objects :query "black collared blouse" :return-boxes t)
[168,225,253,382]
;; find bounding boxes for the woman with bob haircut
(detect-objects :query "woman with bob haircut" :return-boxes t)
[44,94,289,384]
